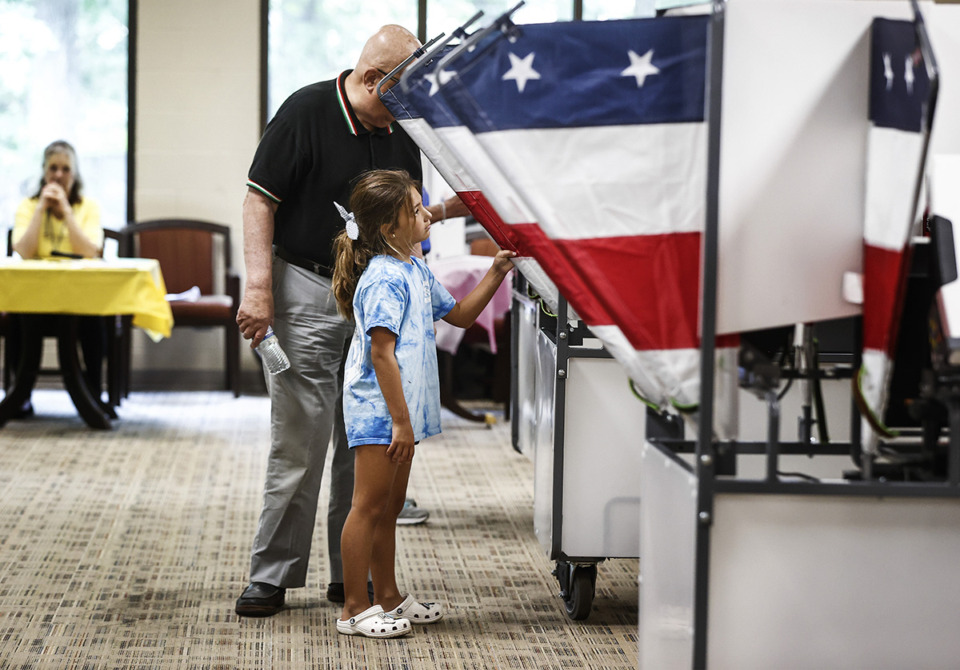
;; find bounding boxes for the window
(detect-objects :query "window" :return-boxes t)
[426,0,573,39]
[0,0,129,247]
[583,0,654,20]
[267,0,418,120]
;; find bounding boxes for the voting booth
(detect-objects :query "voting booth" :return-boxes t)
[384,0,960,663]
[638,1,960,667]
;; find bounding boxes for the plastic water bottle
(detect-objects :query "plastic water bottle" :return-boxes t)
[257,326,290,374]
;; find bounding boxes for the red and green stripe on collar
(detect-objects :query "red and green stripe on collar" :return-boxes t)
[336,71,394,136]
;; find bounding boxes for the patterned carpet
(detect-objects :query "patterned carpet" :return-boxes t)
[0,391,639,669]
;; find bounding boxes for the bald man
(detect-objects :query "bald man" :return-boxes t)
[235,25,457,617]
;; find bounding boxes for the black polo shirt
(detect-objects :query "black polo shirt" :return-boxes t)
[246,70,423,271]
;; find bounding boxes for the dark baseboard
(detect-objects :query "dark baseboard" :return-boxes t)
[24,369,266,396]
[129,369,267,396]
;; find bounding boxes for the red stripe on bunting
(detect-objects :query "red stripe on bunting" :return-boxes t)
[458,192,614,325]
[458,193,740,354]
[513,223,617,325]
[555,232,703,351]
[863,243,912,356]
[456,190,520,253]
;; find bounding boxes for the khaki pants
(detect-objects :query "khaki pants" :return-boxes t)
[247,257,355,588]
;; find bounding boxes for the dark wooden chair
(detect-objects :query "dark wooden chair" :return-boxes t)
[122,219,240,396]
[2,227,126,412]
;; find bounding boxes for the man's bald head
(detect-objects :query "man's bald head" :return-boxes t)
[345,25,421,130]
[356,24,421,75]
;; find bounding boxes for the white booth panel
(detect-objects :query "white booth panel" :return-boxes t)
[514,296,541,460]
[738,379,853,444]
[928,4,960,157]
[736,376,857,481]
[930,156,960,347]
[638,443,698,670]
[560,357,645,558]
[716,0,915,335]
[707,493,960,669]
[533,330,558,554]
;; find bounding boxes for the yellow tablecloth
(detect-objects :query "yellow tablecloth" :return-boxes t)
[0,258,174,339]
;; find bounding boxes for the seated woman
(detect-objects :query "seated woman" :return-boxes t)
[9,140,106,417]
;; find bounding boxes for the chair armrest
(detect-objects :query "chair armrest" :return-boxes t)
[226,270,241,309]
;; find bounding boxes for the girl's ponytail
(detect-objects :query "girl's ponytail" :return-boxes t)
[333,230,373,318]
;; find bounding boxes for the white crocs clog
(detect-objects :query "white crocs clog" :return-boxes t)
[383,594,444,624]
[336,605,412,638]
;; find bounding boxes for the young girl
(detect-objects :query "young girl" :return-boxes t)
[332,169,514,638]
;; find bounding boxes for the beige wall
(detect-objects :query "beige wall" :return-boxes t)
[131,0,261,378]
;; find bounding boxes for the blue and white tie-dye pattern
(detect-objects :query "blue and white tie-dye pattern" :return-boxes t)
[343,255,456,448]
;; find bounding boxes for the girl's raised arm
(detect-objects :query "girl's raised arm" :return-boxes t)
[441,250,516,329]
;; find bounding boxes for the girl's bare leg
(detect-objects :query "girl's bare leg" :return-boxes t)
[370,461,411,611]
[339,445,402,620]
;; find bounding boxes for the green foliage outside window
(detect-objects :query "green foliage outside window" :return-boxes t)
[0,0,128,241]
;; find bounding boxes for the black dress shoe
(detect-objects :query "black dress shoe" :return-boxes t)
[97,400,118,420]
[12,400,34,419]
[326,581,375,604]
[235,582,285,617]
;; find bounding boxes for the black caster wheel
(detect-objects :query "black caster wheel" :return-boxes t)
[554,561,597,620]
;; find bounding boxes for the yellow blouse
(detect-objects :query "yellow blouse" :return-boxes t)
[13,196,103,259]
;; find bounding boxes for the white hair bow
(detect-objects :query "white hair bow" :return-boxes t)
[334,201,359,240]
